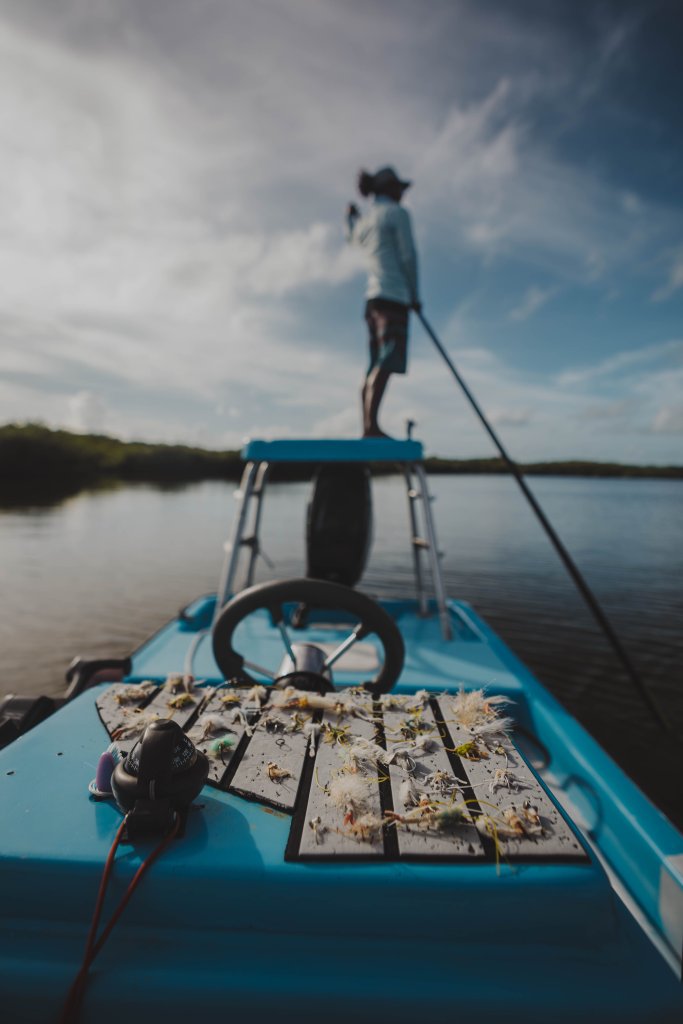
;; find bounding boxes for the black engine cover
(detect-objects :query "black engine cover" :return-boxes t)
[306,463,372,587]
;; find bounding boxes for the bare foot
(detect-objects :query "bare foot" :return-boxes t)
[362,428,392,439]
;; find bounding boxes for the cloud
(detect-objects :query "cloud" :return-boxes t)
[620,191,641,214]
[0,1,681,467]
[68,390,107,433]
[488,407,532,427]
[581,398,639,421]
[244,223,361,297]
[409,75,670,284]
[0,12,375,431]
[509,285,556,321]
[556,339,683,387]
[652,253,683,302]
[650,406,683,434]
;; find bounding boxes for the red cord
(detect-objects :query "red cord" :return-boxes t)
[59,815,129,1023]
[59,812,180,1024]
[91,815,180,958]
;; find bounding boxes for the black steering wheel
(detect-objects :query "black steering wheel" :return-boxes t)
[211,578,405,694]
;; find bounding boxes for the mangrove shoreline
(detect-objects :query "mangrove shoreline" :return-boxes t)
[1,423,681,505]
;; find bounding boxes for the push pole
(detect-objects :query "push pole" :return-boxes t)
[415,309,668,732]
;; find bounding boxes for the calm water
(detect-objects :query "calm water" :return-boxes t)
[2,475,682,826]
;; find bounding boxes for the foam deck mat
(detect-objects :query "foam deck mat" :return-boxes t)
[96,681,587,865]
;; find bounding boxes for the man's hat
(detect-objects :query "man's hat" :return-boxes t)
[373,166,411,191]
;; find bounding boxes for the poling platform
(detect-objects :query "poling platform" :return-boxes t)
[241,436,424,462]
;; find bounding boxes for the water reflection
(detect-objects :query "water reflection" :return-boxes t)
[1,474,682,824]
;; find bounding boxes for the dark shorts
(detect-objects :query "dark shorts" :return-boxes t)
[365,298,409,375]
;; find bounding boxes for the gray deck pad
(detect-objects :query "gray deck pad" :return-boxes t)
[145,683,205,731]
[96,679,204,742]
[434,695,585,859]
[186,687,257,786]
[383,702,484,858]
[95,682,587,865]
[296,690,385,857]
[95,681,162,740]
[227,689,316,812]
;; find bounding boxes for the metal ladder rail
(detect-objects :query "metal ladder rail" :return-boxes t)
[244,462,271,588]
[412,462,453,641]
[403,465,429,617]
[214,460,260,622]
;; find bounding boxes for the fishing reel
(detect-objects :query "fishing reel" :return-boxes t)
[111,719,209,839]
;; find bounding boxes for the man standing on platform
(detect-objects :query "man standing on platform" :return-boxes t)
[345,166,421,438]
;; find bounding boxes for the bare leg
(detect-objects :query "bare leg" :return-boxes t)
[363,365,392,437]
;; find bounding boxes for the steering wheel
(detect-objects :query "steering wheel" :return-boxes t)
[211,578,405,694]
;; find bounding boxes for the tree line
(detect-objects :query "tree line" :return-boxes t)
[1,423,680,505]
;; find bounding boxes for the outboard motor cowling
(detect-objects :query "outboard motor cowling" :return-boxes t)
[306,464,372,587]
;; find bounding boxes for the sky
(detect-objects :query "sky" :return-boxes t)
[1,0,682,462]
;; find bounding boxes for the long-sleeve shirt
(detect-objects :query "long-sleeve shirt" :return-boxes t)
[345,195,419,307]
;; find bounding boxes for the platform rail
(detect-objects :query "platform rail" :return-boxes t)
[214,438,452,639]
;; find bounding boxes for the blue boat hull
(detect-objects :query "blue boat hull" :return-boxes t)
[1,594,682,1021]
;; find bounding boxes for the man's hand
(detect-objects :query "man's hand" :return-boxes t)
[347,202,360,218]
